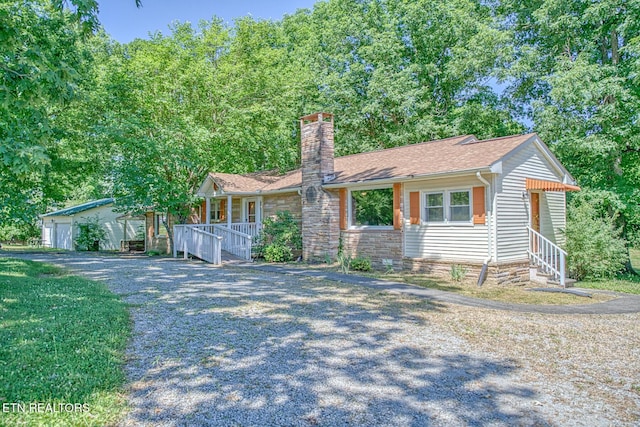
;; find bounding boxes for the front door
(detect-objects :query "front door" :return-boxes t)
[530,192,541,253]
[531,192,540,233]
[243,198,257,223]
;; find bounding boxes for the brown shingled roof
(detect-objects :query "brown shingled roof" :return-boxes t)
[332,133,535,184]
[206,169,301,194]
[207,133,537,194]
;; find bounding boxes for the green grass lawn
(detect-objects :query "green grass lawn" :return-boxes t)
[0,258,130,426]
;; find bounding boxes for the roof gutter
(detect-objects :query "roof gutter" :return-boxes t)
[202,187,302,197]
[322,167,494,189]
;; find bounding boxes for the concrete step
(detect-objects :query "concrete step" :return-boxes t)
[530,266,575,287]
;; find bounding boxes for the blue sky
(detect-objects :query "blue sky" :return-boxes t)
[98,0,319,43]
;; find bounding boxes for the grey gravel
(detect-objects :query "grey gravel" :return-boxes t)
[8,253,637,426]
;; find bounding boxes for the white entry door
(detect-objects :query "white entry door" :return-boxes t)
[55,223,72,250]
[243,198,261,223]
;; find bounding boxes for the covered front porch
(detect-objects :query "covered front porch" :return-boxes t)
[175,181,265,262]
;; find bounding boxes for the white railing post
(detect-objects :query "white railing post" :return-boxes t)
[215,236,222,265]
[173,225,178,258]
[560,251,566,288]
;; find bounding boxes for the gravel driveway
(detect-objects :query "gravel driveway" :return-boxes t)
[13,253,640,426]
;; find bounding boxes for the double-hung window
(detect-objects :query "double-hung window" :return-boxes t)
[424,189,471,223]
[425,193,445,222]
[210,200,222,223]
[449,191,471,222]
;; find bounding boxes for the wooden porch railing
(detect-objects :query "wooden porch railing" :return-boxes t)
[173,223,258,262]
[527,226,567,288]
[228,222,262,242]
[174,225,223,265]
[212,225,253,260]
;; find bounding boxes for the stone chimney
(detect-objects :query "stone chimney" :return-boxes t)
[300,112,339,261]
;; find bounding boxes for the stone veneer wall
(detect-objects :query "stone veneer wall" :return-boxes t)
[340,229,403,269]
[402,258,530,285]
[263,192,302,221]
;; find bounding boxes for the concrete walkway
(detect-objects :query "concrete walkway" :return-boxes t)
[231,262,640,315]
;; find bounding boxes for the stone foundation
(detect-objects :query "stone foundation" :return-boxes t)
[402,258,530,285]
[340,229,403,269]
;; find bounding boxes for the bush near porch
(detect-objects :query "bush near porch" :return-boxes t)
[255,211,302,262]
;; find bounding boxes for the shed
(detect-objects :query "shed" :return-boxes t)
[40,199,144,250]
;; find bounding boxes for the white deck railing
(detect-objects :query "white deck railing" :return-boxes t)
[174,225,223,265]
[211,225,253,260]
[527,226,567,288]
[173,223,258,262]
[228,222,262,242]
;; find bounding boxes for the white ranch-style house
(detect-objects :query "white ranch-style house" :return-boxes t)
[176,113,579,286]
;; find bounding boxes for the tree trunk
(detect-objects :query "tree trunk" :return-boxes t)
[163,211,174,256]
[611,30,619,65]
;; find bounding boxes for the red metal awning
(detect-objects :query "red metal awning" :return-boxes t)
[526,178,580,192]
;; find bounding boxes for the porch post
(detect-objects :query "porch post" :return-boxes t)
[227,195,232,227]
[205,197,211,224]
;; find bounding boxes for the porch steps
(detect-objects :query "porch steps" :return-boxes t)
[529,267,576,287]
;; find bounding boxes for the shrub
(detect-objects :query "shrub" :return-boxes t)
[255,211,302,262]
[450,264,467,282]
[350,257,372,272]
[564,201,628,280]
[264,244,293,263]
[75,215,107,251]
[0,222,39,243]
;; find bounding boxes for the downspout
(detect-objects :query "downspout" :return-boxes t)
[476,172,493,286]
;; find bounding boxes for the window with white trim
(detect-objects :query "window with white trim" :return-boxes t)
[350,187,393,227]
[425,192,444,222]
[449,190,471,222]
[424,189,472,223]
[210,200,222,223]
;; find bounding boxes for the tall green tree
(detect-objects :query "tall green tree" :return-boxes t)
[284,0,523,155]
[88,22,229,249]
[499,0,640,252]
[0,0,99,222]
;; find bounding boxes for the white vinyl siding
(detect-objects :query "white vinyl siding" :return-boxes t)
[496,142,566,262]
[404,176,488,262]
[540,191,566,245]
